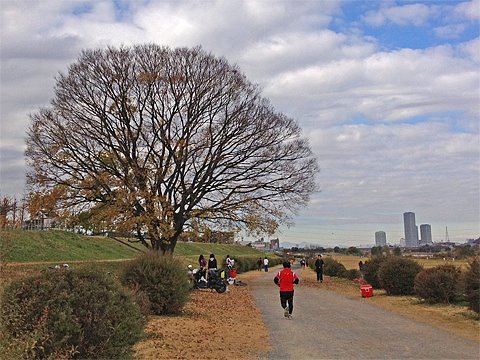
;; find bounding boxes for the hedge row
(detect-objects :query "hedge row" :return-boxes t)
[363,256,479,312]
[231,255,283,273]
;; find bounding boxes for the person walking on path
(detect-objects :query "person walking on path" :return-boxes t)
[274,261,299,319]
[263,257,269,272]
[314,254,324,282]
[257,257,262,271]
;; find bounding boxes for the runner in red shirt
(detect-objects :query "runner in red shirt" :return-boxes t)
[274,261,299,319]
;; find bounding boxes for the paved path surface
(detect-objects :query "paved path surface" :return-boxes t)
[249,265,480,360]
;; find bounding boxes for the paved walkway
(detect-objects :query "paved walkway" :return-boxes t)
[249,265,480,360]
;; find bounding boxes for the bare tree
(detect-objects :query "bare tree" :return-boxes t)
[26,45,318,254]
[0,196,22,229]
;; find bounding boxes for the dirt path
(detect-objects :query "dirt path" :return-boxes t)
[248,264,480,360]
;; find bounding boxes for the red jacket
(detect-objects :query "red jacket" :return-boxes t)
[274,268,299,292]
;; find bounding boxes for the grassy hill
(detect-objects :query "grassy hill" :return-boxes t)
[0,230,266,263]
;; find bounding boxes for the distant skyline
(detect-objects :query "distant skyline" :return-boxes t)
[1,0,479,246]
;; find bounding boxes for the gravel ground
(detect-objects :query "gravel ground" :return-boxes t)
[249,264,480,360]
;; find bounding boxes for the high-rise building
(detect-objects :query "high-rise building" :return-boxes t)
[403,212,419,248]
[375,231,387,246]
[420,224,432,245]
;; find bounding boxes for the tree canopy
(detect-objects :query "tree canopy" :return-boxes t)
[26,44,318,254]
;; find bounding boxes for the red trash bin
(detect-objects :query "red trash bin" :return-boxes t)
[230,269,237,278]
[360,284,373,297]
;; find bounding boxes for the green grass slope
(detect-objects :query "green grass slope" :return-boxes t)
[1,230,268,263]
[1,230,141,262]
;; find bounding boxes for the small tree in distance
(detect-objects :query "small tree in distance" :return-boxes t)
[25,44,318,254]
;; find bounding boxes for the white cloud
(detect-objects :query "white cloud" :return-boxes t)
[303,121,479,226]
[434,24,467,39]
[454,0,480,21]
[262,42,479,128]
[362,3,432,27]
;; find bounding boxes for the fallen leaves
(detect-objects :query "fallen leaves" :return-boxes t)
[134,285,270,359]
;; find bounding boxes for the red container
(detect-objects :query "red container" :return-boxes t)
[360,284,373,297]
[230,269,237,278]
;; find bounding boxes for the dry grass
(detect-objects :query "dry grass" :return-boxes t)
[328,254,470,270]
[133,284,270,360]
[300,267,480,343]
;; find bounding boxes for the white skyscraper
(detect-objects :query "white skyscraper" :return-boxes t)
[403,212,419,248]
[375,231,387,246]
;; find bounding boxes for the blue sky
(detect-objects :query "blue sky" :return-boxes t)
[1,0,479,246]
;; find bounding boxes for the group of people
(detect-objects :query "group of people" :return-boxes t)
[192,253,326,320]
[256,257,270,272]
[195,253,235,279]
[197,253,218,279]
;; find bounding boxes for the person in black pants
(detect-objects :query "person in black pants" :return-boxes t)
[314,254,324,282]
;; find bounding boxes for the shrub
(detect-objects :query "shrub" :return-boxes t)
[0,268,144,360]
[235,257,253,273]
[464,258,480,313]
[342,268,361,280]
[363,256,389,288]
[234,256,283,273]
[414,265,462,304]
[323,257,347,277]
[378,257,423,295]
[121,251,191,315]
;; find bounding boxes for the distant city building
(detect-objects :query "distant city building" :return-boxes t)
[399,238,406,247]
[419,224,432,245]
[270,238,280,250]
[251,239,269,250]
[375,231,387,246]
[403,212,419,248]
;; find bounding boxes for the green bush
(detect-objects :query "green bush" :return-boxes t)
[363,256,389,288]
[378,257,423,295]
[414,265,462,304]
[464,258,480,313]
[0,269,144,360]
[235,257,253,273]
[342,268,361,280]
[323,257,347,277]
[121,251,191,315]
[234,256,282,273]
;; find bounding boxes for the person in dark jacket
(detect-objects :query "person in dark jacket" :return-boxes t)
[274,261,299,318]
[314,254,324,282]
[257,257,262,271]
[207,253,217,278]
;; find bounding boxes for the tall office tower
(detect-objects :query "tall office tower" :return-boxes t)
[375,231,387,246]
[403,212,419,248]
[420,224,432,245]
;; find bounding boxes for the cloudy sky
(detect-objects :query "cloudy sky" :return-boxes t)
[1,0,479,246]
